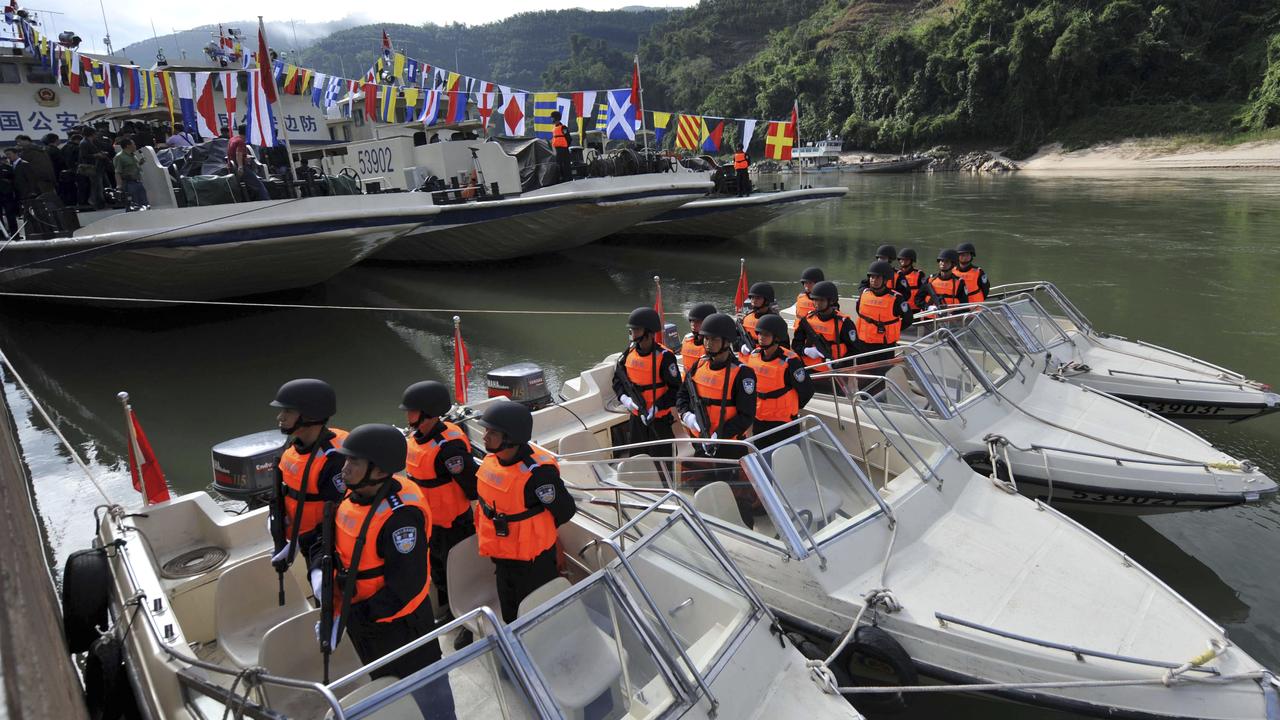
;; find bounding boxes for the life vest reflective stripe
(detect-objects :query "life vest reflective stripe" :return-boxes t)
[475,446,559,561]
[689,359,744,439]
[551,124,569,149]
[895,269,924,310]
[955,266,984,303]
[279,428,348,540]
[733,152,748,170]
[929,276,963,306]
[623,344,673,418]
[855,289,902,345]
[404,421,473,527]
[793,293,815,330]
[747,348,800,421]
[800,312,852,367]
[335,488,433,623]
[680,334,704,376]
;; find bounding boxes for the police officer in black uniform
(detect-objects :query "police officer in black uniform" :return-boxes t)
[613,307,681,458]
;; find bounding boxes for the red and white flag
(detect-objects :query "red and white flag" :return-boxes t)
[194,72,219,140]
[474,81,496,134]
[124,403,170,505]
[453,316,473,404]
[257,19,277,105]
[220,71,237,129]
[499,87,525,136]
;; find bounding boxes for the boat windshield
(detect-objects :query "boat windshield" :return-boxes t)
[996,295,1073,350]
[904,333,995,414]
[989,281,1094,335]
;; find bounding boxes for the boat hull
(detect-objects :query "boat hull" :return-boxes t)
[0,194,436,301]
[373,175,714,263]
[841,157,932,173]
[617,187,848,239]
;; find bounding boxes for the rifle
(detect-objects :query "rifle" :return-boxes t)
[614,345,656,433]
[269,481,288,607]
[319,501,337,684]
[798,316,849,395]
[682,360,716,457]
[735,316,756,354]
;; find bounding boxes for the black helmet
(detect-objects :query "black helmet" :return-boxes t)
[336,423,407,475]
[477,401,533,445]
[269,378,336,420]
[898,248,917,262]
[956,241,977,257]
[868,260,895,279]
[399,381,451,417]
[811,280,839,302]
[875,244,898,260]
[698,313,739,340]
[627,307,662,333]
[801,267,825,283]
[755,314,789,343]
[747,282,775,303]
[937,248,960,263]
[687,302,717,322]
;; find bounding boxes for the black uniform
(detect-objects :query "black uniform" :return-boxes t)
[486,444,577,623]
[406,421,477,609]
[748,346,815,441]
[0,162,17,235]
[611,342,681,458]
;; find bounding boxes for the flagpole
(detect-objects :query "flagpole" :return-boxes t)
[637,57,649,153]
[258,16,299,187]
[116,391,147,506]
[453,315,466,404]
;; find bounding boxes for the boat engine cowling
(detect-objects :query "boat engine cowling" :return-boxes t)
[663,322,680,350]
[486,363,551,410]
[211,430,285,504]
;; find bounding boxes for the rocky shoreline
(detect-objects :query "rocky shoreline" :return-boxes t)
[923,148,1019,172]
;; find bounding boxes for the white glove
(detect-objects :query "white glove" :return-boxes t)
[682,412,702,434]
[310,569,324,600]
[645,407,656,423]
[740,343,752,355]
[270,541,292,566]
[927,305,938,312]
[804,346,825,360]
[709,432,718,441]
[314,619,341,649]
[266,513,274,535]
[619,395,639,413]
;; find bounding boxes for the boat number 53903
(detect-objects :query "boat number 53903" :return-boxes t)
[356,147,395,175]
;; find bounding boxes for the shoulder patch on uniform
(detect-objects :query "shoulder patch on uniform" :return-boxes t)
[391,527,417,554]
[668,363,680,378]
[742,377,756,395]
[793,368,807,383]
[444,455,466,475]
[535,484,556,505]
[979,272,988,283]
[332,473,346,493]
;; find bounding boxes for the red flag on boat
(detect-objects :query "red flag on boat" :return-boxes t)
[789,99,799,144]
[122,399,170,505]
[733,259,749,312]
[653,276,663,320]
[631,57,642,123]
[453,316,473,404]
[257,19,277,105]
[381,29,392,53]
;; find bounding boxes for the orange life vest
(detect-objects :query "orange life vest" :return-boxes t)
[279,428,349,541]
[552,123,569,149]
[733,152,748,170]
[680,334,705,376]
[746,348,801,422]
[741,311,763,343]
[955,266,985,303]
[793,293,816,330]
[688,358,745,439]
[855,289,902,345]
[929,275,964,307]
[475,446,560,561]
[622,344,674,418]
[404,421,473,528]
[335,486,433,623]
[799,311,852,368]
[895,268,925,310]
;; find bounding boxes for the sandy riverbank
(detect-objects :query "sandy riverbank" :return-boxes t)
[1017,139,1280,172]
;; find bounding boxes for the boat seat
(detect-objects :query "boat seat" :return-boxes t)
[693,482,746,528]
[325,676,422,720]
[447,534,500,637]
[520,585,623,713]
[616,454,665,488]
[517,576,573,618]
[771,444,843,529]
[214,555,314,668]
[259,608,367,718]
[558,430,601,456]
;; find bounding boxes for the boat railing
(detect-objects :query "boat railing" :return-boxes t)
[808,370,956,490]
[933,612,1220,675]
[1104,368,1256,388]
[913,297,1075,354]
[989,281,1095,335]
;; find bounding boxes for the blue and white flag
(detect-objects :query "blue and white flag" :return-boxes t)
[419,89,440,126]
[310,72,326,108]
[606,88,635,141]
[323,75,343,109]
[244,69,278,147]
[174,72,198,135]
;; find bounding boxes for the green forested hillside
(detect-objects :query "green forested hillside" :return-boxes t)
[293,9,671,91]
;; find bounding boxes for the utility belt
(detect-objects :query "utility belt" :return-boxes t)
[858,312,900,335]
[757,386,793,400]
[283,485,325,502]
[335,558,383,583]
[478,497,544,538]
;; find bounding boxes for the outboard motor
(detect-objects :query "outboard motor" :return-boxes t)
[486,363,552,410]
[211,431,285,506]
[663,322,681,349]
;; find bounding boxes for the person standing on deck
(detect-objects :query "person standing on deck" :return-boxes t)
[793,281,857,372]
[928,249,970,309]
[745,314,812,443]
[681,303,718,376]
[740,282,779,352]
[550,110,572,183]
[853,261,912,389]
[896,248,938,312]
[733,145,751,196]
[613,307,681,458]
[954,242,989,303]
[793,267,825,332]
[677,313,758,457]
[229,124,270,201]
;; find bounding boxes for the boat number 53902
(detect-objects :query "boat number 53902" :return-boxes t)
[356,147,395,175]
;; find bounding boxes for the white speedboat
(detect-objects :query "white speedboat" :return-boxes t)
[73,488,861,719]
[780,303,1275,513]
[615,187,849,239]
[980,282,1280,422]
[450,366,1279,719]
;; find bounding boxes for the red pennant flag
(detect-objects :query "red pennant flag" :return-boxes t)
[733,258,749,311]
[257,19,277,105]
[789,100,799,143]
[653,275,663,320]
[453,316,473,404]
[382,29,392,53]
[364,82,377,122]
[631,56,642,120]
[126,407,170,505]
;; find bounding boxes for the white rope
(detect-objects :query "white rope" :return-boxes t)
[0,291,667,316]
[984,436,1018,495]
[0,346,114,504]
